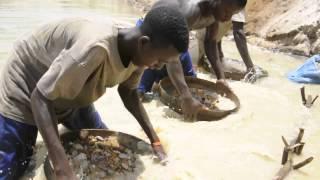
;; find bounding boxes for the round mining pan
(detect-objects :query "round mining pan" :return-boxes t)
[44,129,152,180]
[159,77,240,121]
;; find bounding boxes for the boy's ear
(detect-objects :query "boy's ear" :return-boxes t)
[138,36,151,50]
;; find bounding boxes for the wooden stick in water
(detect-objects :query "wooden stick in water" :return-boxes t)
[282,136,289,147]
[311,95,319,105]
[293,157,314,170]
[281,147,290,165]
[300,86,318,107]
[300,86,306,105]
[274,128,313,180]
[296,142,305,155]
[296,128,304,143]
[293,128,304,154]
[289,143,303,150]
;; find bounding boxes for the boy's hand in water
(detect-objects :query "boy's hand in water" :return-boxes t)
[180,94,203,121]
[55,165,78,180]
[152,141,168,165]
[244,67,269,83]
[216,79,234,94]
[243,68,257,83]
[216,79,229,87]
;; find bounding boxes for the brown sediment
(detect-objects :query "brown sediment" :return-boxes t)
[246,0,320,56]
[189,88,219,110]
[159,76,240,121]
[66,135,138,178]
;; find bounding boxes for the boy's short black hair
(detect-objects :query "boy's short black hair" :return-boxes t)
[235,0,247,7]
[140,7,189,53]
[214,0,247,8]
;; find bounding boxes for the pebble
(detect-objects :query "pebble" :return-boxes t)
[80,160,89,169]
[137,141,150,151]
[73,143,84,150]
[119,153,130,159]
[67,135,138,179]
[95,136,104,141]
[74,153,87,161]
[71,150,78,157]
[121,162,129,170]
[96,171,107,178]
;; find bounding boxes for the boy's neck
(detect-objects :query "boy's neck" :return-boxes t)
[117,28,139,68]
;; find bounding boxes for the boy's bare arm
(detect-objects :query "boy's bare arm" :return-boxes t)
[204,22,225,80]
[167,60,202,120]
[118,69,166,161]
[31,88,77,180]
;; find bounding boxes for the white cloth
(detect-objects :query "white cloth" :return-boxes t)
[231,9,246,23]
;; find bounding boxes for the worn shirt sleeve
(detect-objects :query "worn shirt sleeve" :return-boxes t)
[37,46,107,100]
[119,68,144,90]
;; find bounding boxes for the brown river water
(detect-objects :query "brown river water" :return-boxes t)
[0,0,319,179]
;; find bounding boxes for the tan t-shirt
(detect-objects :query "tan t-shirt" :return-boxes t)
[0,18,139,125]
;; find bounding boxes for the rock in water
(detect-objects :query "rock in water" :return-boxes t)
[65,135,138,179]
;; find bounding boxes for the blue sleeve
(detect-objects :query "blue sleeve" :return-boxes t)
[180,51,196,77]
[136,18,144,27]
[138,69,157,93]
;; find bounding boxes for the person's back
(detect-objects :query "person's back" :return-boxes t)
[152,0,217,30]
[15,18,104,66]
[151,0,248,82]
[0,18,138,125]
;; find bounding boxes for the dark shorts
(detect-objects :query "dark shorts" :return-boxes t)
[0,105,106,180]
